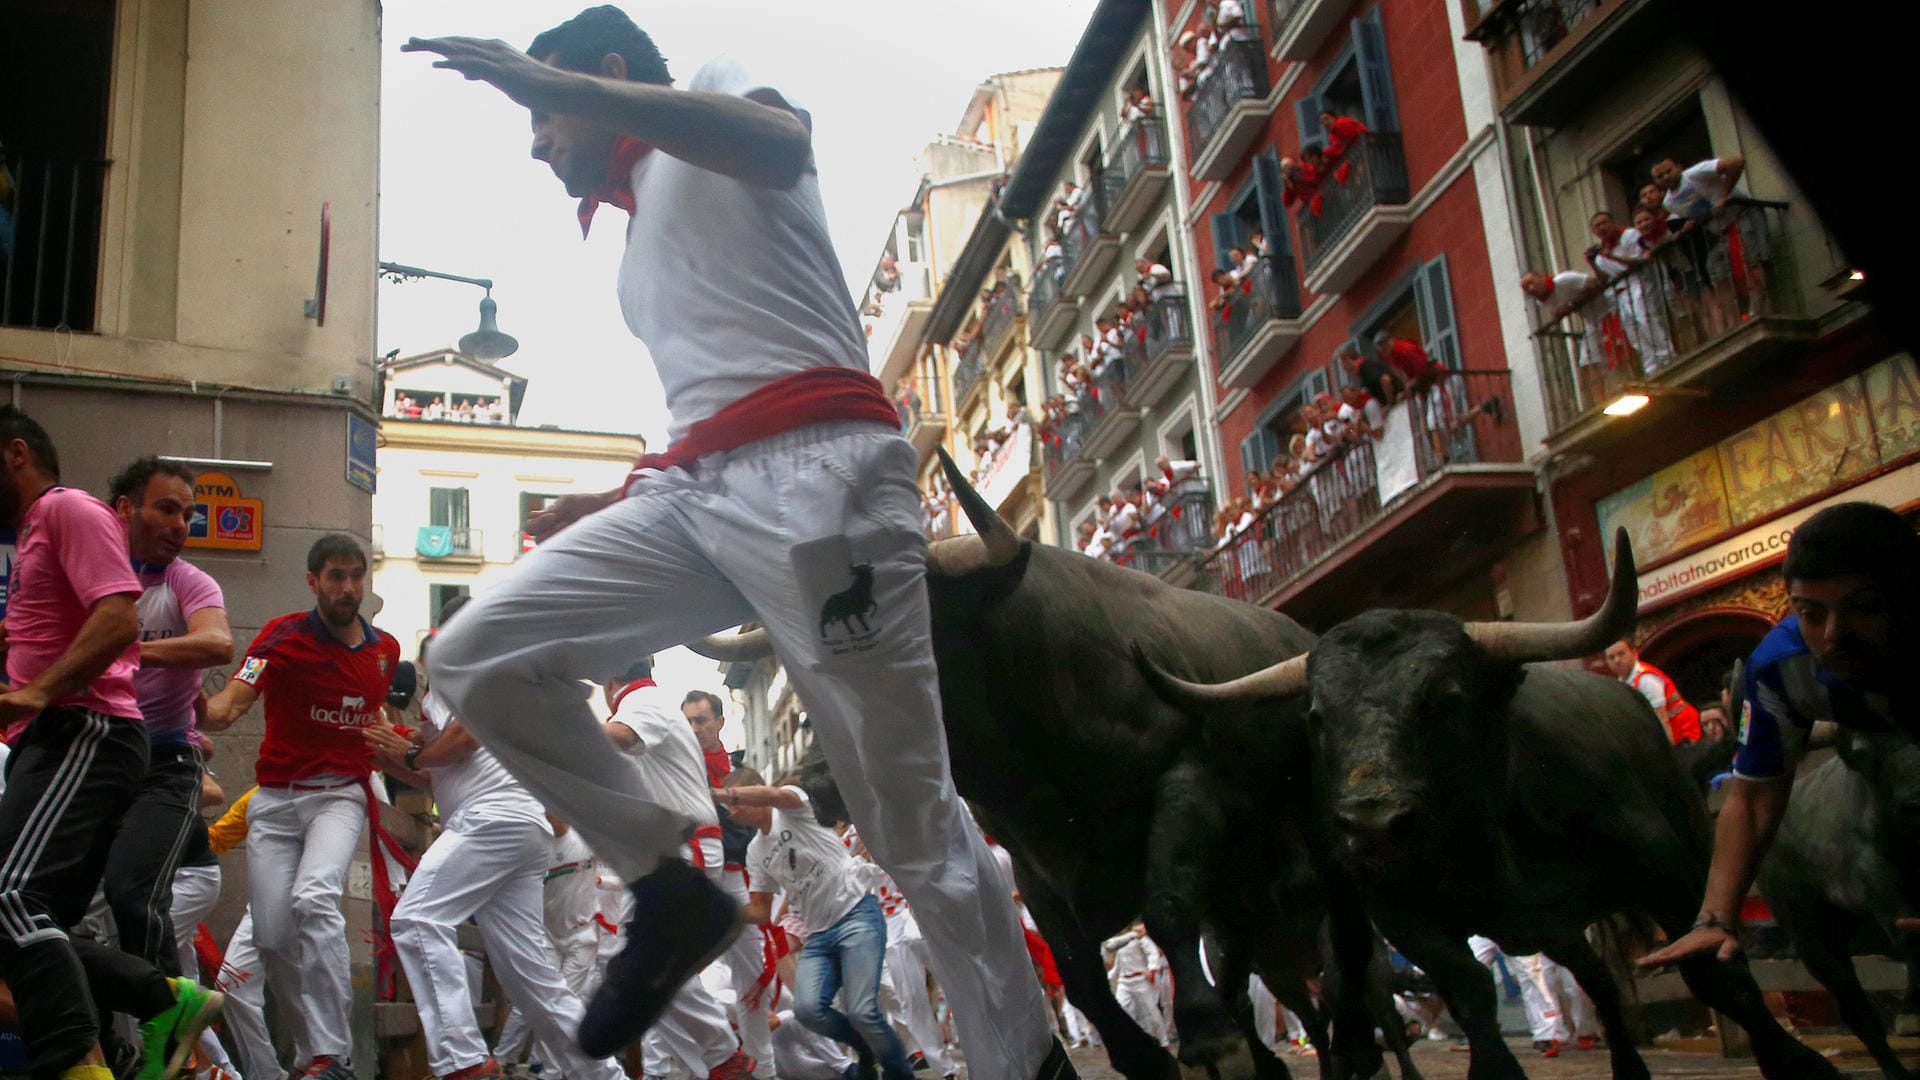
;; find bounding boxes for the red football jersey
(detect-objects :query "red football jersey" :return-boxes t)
[234,610,399,785]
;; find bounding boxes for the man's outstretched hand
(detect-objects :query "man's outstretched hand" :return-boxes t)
[1638,923,1741,969]
[526,489,621,544]
[403,36,570,110]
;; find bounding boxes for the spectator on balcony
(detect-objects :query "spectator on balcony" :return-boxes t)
[1631,205,1675,252]
[1173,32,1200,99]
[1652,156,1745,225]
[1340,343,1404,408]
[1215,0,1257,44]
[1122,89,1156,126]
[1280,157,1324,216]
[1637,184,1684,234]
[1319,110,1369,183]
[1192,12,1219,79]
[1337,385,1383,439]
[876,254,901,294]
[1089,320,1124,381]
[1041,229,1066,285]
[1135,259,1173,298]
[1586,211,1677,374]
[1520,269,1603,322]
[1372,331,1444,395]
[1207,267,1242,323]
[1226,246,1259,284]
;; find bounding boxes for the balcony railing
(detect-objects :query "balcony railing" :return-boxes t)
[1144,292,1193,366]
[1107,486,1218,576]
[1059,176,1114,275]
[952,337,987,406]
[1534,200,1799,433]
[1211,259,1304,375]
[1108,116,1170,198]
[1186,39,1270,160]
[980,285,1022,356]
[1196,369,1519,604]
[1297,132,1410,278]
[1043,410,1091,477]
[2,152,108,332]
[416,526,484,560]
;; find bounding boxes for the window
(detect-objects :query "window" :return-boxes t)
[1346,255,1462,377]
[2,3,114,331]
[904,218,926,264]
[428,584,471,628]
[1294,10,1400,148]
[1602,101,1712,216]
[1240,366,1332,477]
[429,487,471,531]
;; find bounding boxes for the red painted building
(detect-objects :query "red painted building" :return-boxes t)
[1160,0,1554,628]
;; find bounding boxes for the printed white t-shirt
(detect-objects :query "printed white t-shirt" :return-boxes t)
[1663,159,1733,223]
[746,787,867,933]
[605,681,721,831]
[616,56,868,446]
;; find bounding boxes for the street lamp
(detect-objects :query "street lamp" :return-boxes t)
[378,261,520,361]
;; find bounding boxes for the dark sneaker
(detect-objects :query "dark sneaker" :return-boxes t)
[908,1051,929,1072]
[299,1058,353,1080]
[578,859,741,1057]
[1035,1037,1079,1080]
[137,978,226,1080]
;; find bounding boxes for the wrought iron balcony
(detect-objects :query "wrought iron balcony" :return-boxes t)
[1210,258,1306,387]
[1058,174,1124,299]
[1105,117,1172,232]
[1128,291,1198,409]
[1028,260,1078,350]
[1042,409,1096,502]
[980,285,1023,357]
[1534,200,1813,451]
[951,336,988,409]
[1107,485,1218,581]
[1196,369,1523,609]
[1297,132,1411,294]
[1185,38,1270,181]
[1463,0,1659,126]
[1,152,108,332]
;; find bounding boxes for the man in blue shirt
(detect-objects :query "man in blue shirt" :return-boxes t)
[1642,501,1916,967]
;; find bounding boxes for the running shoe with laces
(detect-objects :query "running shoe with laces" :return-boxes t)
[137,978,225,1080]
[577,858,741,1057]
[298,1056,353,1080]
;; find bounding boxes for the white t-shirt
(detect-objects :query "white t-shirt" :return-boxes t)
[1543,270,1595,311]
[616,56,868,446]
[1105,931,1153,978]
[1663,159,1732,223]
[746,787,867,932]
[543,828,600,938]
[420,692,548,829]
[606,682,721,831]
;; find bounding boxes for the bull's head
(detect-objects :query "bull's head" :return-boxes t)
[688,445,1028,663]
[1143,531,1638,870]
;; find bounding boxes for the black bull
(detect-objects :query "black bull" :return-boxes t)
[1143,532,1846,1080]
[696,448,1415,1080]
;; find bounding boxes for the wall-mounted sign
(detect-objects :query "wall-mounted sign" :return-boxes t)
[347,413,378,494]
[188,471,265,552]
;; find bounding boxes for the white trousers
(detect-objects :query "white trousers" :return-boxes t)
[170,865,239,1078]
[431,421,1052,1079]
[1115,975,1166,1045]
[1469,936,1562,1043]
[882,912,951,1074]
[247,785,364,1061]
[497,923,600,1068]
[217,910,290,1080]
[388,811,621,1080]
[717,867,775,1068]
[772,1008,858,1080]
[1062,1001,1099,1047]
[1249,975,1280,1052]
[1547,959,1598,1039]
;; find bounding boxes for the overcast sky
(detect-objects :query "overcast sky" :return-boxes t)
[376,1,1096,731]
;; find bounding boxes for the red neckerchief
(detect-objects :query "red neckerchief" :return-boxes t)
[578,137,653,238]
[611,676,658,713]
[705,747,734,788]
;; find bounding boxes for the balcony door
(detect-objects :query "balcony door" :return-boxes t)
[429,487,471,532]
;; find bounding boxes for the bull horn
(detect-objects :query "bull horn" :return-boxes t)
[687,627,774,662]
[925,445,1024,576]
[1465,528,1639,664]
[1133,642,1311,708]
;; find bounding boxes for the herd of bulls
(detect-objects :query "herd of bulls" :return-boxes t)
[696,449,1916,1080]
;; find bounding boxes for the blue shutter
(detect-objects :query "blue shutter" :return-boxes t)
[1294,94,1326,150]
[1353,11,1400,134]
[1415,255,1460,369]
[1241,432,1264,478]
[1306,367,1331,400]
[1251,153,1291,256]
[1210,211,1248,271]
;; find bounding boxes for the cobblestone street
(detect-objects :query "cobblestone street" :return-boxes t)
[1060,1037,1917,1078]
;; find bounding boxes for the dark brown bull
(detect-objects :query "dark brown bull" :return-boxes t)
[696,449,1418,1080]
[1143,533,1844,1080]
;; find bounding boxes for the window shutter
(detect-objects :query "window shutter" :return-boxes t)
[430,487,452,528]
[1353,11,1400,133]
[1251,153,1292,256]
[1415,255,1461,369]
[1294,94,1326,150]
[1241,432,1264,478]
[1210,211,1248,271]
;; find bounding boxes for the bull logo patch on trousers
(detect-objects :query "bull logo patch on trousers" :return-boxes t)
[819,563,878,638]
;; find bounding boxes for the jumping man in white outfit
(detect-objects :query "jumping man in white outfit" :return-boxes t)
[407,9,1066,1076]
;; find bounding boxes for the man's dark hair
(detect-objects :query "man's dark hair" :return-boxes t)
[1784,502,1919,598]
[612,655,654,685]
[0,405,61,478]
[439,592,472,626]
[107,456,195,507]
[722,765,764,788]
[683,689,725,720]
[307,533,368,574]
[529,6,671,85]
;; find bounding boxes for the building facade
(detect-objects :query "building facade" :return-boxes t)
[372,349,644,659]
[1461,0,1899,700]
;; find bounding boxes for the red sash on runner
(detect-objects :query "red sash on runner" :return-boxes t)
[359,778,422,1001]
[687,824,725,869]
[622,367,898,492]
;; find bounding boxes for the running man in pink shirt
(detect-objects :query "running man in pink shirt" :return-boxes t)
[0,409,223,1080]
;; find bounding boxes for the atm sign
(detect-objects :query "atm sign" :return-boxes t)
[187,471,265,552]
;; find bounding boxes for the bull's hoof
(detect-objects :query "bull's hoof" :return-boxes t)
[1179,1041,1257,1080]
[1325,1041,1384,1080]
[1756,1043,1844,1080]
[1606,1048,1652,1080]
[1174,1008,1245,1069]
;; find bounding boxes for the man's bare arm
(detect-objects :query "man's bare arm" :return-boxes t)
[140,607,234,670]
[402,36,811,188]
[202,679,260,732]
[718,784,806,810]
[1639,775,1789,966]
[0,593,140,724]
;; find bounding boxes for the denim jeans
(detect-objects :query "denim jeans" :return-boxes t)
[792,895,913,1079]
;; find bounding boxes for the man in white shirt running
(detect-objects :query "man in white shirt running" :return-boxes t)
[406,12,1064,1077]
[598,661,755,1080]
[722,770,914,1080]
[365,603,626,1080]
